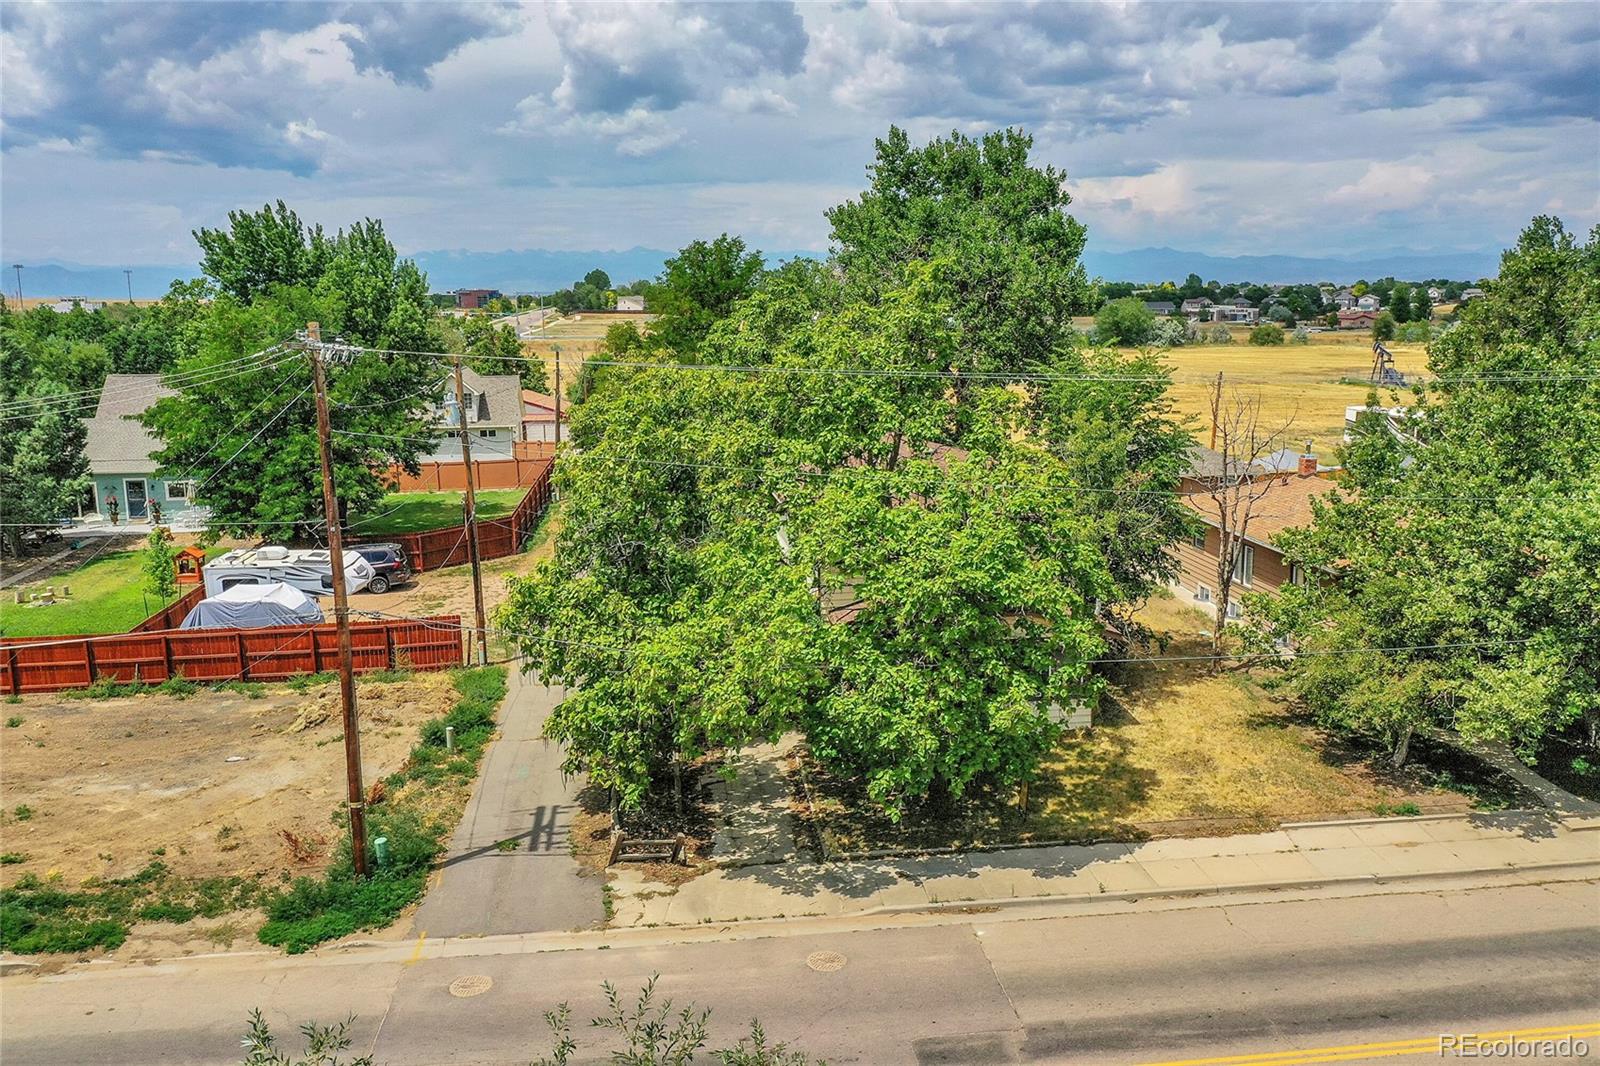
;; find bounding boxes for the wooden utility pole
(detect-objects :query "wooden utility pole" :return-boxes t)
[552,345,562,446]
[308,322,369,879]
[1208,370,1223,451]
[453,355,489,666]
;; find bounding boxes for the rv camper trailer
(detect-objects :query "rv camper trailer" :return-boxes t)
[202,546,375,598]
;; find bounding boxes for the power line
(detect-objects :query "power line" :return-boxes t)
[0,345,288,414]
[0,348,292,422]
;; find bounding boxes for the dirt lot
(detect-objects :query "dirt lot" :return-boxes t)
[0,672,461,888]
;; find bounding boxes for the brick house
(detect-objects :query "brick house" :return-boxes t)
[453,288,501,309]
[1171,452,1339,619]
[1337,309,1380,330]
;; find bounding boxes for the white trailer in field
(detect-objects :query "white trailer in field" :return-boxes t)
[202,546,374,598]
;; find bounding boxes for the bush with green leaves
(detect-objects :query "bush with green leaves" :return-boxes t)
[1206,323,1233,344]
[1093,297,1156,346]
[537,977,819,1066]
[1291,326,1311,344]
[1150,316,1195,348]
[1372,310,1397,341]
[1248,323,1286,345]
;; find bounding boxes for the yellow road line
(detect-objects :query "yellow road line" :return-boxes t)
[1134,1021,1600,1066]
[404,930,427,966]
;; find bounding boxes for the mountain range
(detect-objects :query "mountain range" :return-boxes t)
[4,245,1500,301]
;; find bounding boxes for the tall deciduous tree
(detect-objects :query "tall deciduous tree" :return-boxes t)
[1266,217,1600,763]
[144,214,445,542]
[828,126,1091,375]
[193,201,332,303]
[649,235,765,358]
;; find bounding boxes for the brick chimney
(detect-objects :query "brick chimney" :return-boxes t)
[1298,442,1317,477]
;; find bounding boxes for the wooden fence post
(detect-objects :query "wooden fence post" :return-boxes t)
[83,639,97,684]
[385,625,397,670]
[7,644,21,695]
[162,634,175,680]
[236,632,248,679]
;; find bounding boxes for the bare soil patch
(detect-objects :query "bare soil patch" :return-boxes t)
[0,672,460,889]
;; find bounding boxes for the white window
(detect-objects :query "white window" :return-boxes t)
[1189,529,1208,550]
[1232,545,1255,587]
[1226,600,1244,620]
[1195,585,1212,603]
[1289,562,1307,587]
[165,480,193,501]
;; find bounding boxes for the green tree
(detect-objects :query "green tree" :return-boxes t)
[649,235,765,358]
[460,316,546,392]
[582,268,612,292]
[145,214,445,542]
[1372,311,1396,341]
[827,126,1091,374]
[142,527,179,604]
[1265,217,1600,762]
[1249,323,1286,345]
[0,408,90,557]
[1094,297,1156,346]
[1391,285,1412,323]
[193,201,332,303]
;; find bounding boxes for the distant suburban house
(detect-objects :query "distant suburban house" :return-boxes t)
[1427,286,1444,302]
[1144,301,1177,315]
[1460,287,1486,301]
[425,368,522,461]
[1180,297,1214,316]
[520,388,568,443]
[1356,294,1382,312]
[80,374,201,524]
[1337,309,1380,330]
[1333,289,1356,310]
[1211,305,1260,324]
[614,295,646,312]
[50,297,105,313]
[454,288,501,310]
[1171,451,1339,618]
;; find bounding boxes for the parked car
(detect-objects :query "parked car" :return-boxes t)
[352,543,411,594]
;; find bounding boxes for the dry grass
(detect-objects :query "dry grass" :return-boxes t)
[799,592,1472,855]
[1160,333,1428,453]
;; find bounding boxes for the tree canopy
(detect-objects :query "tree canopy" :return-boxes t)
[1263,217,1600,764]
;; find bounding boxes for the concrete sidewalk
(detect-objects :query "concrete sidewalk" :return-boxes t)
[411,668,602,937]
[609,809,1600,927]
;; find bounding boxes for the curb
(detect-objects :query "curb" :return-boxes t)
[1279,808,1548,830]
[859,858,1600,920]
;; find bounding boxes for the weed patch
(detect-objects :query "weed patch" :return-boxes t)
[0,861,262,955]
[257,667,506,954]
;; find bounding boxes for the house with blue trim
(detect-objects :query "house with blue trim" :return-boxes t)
[81,374,202,524]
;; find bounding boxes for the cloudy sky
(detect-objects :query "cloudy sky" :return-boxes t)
[2,0,1597,265]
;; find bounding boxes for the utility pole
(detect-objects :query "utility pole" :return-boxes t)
[553,344,562,446]
[452,355,490,666]
[11,264,22,304]
[1209,370,1223,451]
[307,321,370,879]
[124,270,134,303]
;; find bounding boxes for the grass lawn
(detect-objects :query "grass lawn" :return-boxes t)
[1,546,228,639]
[799,592,1509,855]
[354,489,527,537]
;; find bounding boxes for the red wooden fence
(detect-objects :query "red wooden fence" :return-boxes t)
[386,450,552,491]
[129,585,206,633]
[349,462,554,573]
[0,615,463,695]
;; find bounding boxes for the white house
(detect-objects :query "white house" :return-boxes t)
[424,368,523,462]
[50,297,105,313]
[520,389,568,443]
[1427,286,1443,301]
[615,295,646,312]
[1356,294,1381,312]
[1333,289,1356,310]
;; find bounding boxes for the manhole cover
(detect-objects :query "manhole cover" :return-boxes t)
[806,950,847,973]
[448,975,493,998]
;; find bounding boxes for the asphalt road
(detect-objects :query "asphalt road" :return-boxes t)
[3,879,1596,1065]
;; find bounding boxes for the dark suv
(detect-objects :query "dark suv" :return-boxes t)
[352,543,412,594]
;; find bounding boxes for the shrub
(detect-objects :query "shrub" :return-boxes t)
[1291,326,1311,344]
[1206,324,1233,344]
[1,852,26,864]
[239,1008,373,1066]
[1249,323,1286,345]
[1150,317,1194,348]
[5,716,21,728]
[1372,310,1397,341]
[1093,297,1157,346]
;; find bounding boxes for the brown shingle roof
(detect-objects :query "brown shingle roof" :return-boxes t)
[1183,473,1341,546]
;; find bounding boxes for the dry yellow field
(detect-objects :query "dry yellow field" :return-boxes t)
[1161,331,1428,454]
[522,311,655,383]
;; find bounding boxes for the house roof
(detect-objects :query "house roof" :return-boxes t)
[1184,473,1341,546]
[1145,301,1177,313]
[83,373,172,475]
[455,367,521,428]
[521,388,568,422]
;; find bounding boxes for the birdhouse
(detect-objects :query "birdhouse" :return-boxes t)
[174,546,207,585]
